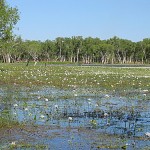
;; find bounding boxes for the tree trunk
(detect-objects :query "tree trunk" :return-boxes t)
[73,56,76,62]
[76,48,80,63]
[3,54,11,63]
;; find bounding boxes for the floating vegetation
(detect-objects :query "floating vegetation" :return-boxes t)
[0,86,150,149]
[0,64,150,149]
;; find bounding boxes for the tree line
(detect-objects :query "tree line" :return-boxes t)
[1,36,150,64]
[0,0,150,64]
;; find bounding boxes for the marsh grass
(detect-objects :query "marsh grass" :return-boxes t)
[9,143,47,150]
[0,63,150,126]
[0,116,20,130]
[0,63,150,91]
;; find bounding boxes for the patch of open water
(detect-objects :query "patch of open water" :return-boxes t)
[0,86,150,149]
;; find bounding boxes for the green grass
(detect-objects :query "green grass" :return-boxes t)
[9,143,47,150]
[0,62,150,91]
[0,116,19,128]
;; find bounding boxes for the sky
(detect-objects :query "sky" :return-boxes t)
[7,0,150,42]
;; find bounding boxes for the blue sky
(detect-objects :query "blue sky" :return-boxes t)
[7,0,150,42]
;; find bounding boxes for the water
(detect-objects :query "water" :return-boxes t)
[0,86,150,149]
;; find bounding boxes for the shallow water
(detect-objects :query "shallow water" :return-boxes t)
[0,86,150,149]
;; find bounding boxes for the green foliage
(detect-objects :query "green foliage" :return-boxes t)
[0,0,20,63]
[4,36,150,64]
[0,116,19,128]
[0,0,19,40]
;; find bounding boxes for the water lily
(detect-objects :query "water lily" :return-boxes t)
[54,104,58,109]
[143,89,148,92]
[40,115,45,119]
[37,96,41,99]
[45,98,48,102]
[104,94,109,98]
[14,104,18,107]
[68,117,73,122]
[88,98,91,101]
[88,101,91,105]
[24,108,28,111]
[95,103,99,107]
[145,132,150,137]
[11,141,16,146]
[74,94,77,97]
[13,112,17,115]
[104,112,109,117]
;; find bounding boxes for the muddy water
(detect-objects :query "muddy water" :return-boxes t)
[0,86,150,149]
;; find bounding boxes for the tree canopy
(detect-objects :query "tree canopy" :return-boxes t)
[0,0,19,62]
[0,1,150,64]
[4,36,149,64]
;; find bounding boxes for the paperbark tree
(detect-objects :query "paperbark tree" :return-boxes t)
[0,0,19,63]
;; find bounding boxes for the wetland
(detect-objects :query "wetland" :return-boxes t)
[0,63,150,149]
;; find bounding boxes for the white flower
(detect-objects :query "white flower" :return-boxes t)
[88,101,91,105]
[54,104,58,109]
[14,104,18,107]
[104,112,109,117]
[145,132,150,137]
[95,104,98,107]
[13,112,17,115]
[24,108,28,111]
[37,96,41,99]
[74,94,77,97]
[29,113,32,116]
[11,141,16,146]
[40,115,45,119]
[88,98,91,101]
[105,94,109,98]
[68,117,73,122]
[143,90,148,92]
[45,98,48,102]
